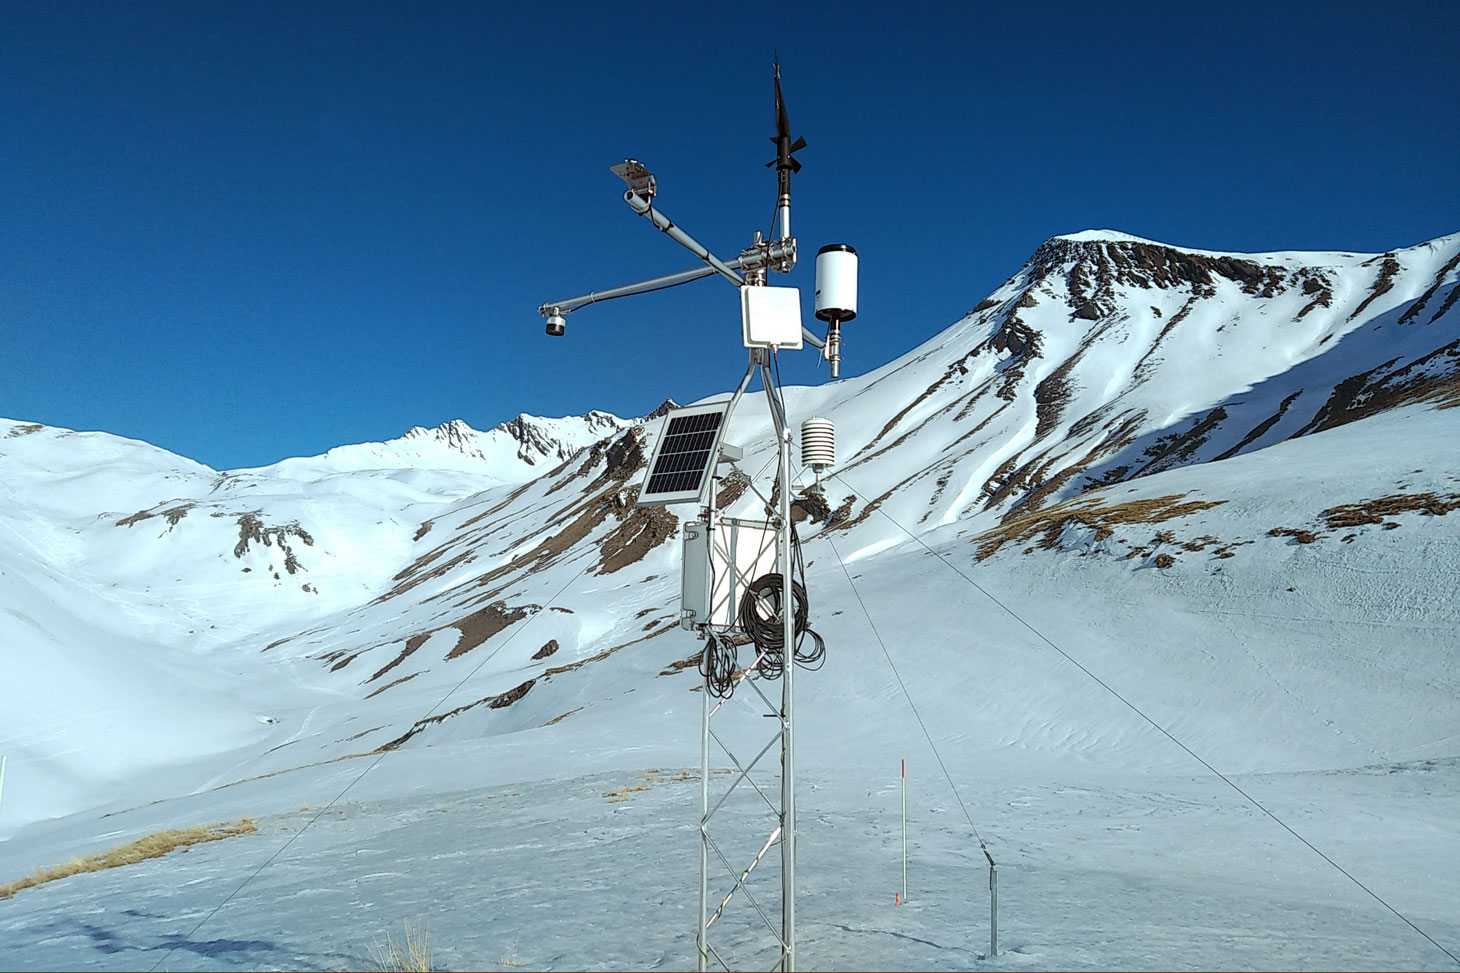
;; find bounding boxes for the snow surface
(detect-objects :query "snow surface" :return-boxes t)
[1,233,1457,971]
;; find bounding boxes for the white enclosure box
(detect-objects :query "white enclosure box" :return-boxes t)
[681,520,712,629]
[741,285,803,350]
[681,516,779,630]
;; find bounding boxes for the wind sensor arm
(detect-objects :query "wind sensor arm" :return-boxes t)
[536,63,838,359]
[539,155,812,340]
[540,238,811,318]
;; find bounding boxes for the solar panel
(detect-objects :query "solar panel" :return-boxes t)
[636,403,729,507]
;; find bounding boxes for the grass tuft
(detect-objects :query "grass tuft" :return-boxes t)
[976,493,1227,560]
[371,919,433,972]
[0,818,257,900]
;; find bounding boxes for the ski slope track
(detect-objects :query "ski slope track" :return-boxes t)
[1,232,1457,970]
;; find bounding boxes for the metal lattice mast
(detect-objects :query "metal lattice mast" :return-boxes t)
[695,352,799,972]
[533,63,845,973]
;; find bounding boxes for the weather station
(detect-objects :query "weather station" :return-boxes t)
[535,64,857,972]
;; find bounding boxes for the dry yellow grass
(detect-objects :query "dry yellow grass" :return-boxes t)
[0,818,257,900]
[1322,491,1460,528]
[976,493,1228,560]
[370,918,433,972]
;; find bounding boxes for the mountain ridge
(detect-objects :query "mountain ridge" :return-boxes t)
[811,228,1460,535]
[0,229,1456,831]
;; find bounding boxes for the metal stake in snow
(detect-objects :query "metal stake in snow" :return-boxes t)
[533,63,854,973]
[0,754,7,823]
[986,847,998,957]
[901,758,908,905]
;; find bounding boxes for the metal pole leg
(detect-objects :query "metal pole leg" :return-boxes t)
[989,861,998,957]
[699,685,710,971]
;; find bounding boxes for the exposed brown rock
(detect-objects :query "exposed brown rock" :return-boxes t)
[1348,255,1401,322]
[489,679,535,709]
[377,678,538,750]
[1139,407,1228,475]
[444,602,533,660]
[1269,527,1319,544]
[1033,353,1083,441]
[595,505,679,575]
[369,631,432,683]
[365,672,419,699]
[1215,391,1302,460]
[117,502,196,530]
[791,488,832,525]
[976,493,1227,560]
[714,470,752,510]
[226,512,313,573]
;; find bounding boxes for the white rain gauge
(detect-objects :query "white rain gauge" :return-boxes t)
[535,63,857,972]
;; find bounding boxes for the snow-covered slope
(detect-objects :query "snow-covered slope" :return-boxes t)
[0,232,1456,970]
[249,412,630,482]
[778,230,1460,537]
[0,410,637,827]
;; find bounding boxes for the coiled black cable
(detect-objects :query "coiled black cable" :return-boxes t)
[736,571,826,679]
[708,348,827,690]
[699,629,739,699]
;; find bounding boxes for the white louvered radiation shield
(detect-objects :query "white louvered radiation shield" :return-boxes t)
[800,417,834,472]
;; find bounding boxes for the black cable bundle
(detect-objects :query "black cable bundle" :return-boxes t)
[736,571,826,679]
[699,629,739,698]
[720,349,828,684]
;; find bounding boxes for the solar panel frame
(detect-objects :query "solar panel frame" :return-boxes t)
[636,402,731,507]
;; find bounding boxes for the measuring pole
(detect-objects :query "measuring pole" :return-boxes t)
[770,366,797,972]
[986,849,998,957]
[901,759,907,904]
[698,685,710,971]
[0,755,7,822]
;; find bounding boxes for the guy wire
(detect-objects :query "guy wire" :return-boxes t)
[823,530,991,852]
[825,471,1459,966]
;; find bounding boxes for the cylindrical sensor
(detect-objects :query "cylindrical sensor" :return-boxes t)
[814,244,858,323]
[800,417,835,470]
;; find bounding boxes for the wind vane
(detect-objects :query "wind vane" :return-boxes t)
[768,59,807,241]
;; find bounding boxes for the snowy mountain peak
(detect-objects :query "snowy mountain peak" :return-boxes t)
[1050,228,1163,245]
[402,417,478,447]
[489,410,626,459]
[244,412,629,483]
[1028,233,1298,295]
[831,229,1458,535]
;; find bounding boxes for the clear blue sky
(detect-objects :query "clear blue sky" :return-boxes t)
[3,1,1456,470]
